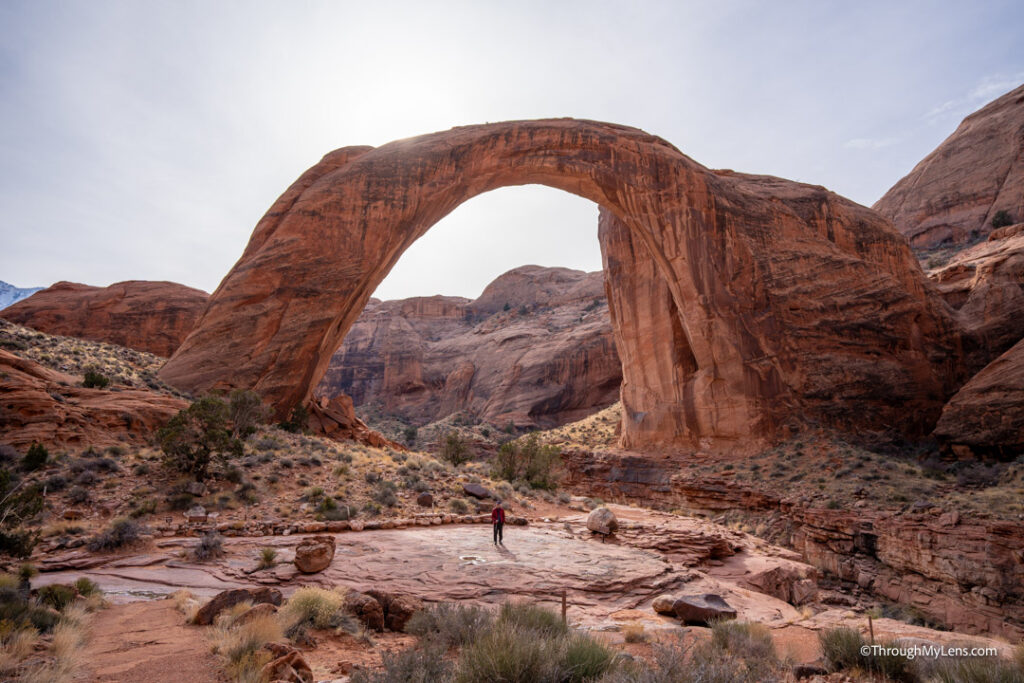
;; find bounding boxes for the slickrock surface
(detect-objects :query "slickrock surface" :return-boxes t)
[160,119,960,450]
[874,83,1024,248]
[1,280,209,357]
[317,266,620,429]
[933,336,1024,458]
[0,349,186,449]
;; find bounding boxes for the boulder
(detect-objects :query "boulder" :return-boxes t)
[366,590,424,632]
[587,506,618,535]
[463,483,494,500]
[259,650,313,683]
[192,587,283,626]
[294,535,335,573]
[672,594,737,626]
[344,591,384,632]
[185,505,207,523]
[185,481,207,497]
[744,564,818,606]
[416,492,433,507]
[234,602,278,626]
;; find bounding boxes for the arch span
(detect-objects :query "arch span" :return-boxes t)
[160,119,961,449]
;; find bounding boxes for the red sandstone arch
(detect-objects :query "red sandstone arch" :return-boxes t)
[160,119,961,449]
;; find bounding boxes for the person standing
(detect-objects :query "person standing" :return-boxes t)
[491,500,506,546]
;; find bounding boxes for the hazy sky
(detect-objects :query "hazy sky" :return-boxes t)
[1,1,1022,300]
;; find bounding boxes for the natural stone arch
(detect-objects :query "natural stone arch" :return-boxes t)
[160,119,961,449]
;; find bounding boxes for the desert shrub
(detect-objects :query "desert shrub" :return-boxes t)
[214,614,281,676]
[406,602,494,647]
[492,433,561,489]
[281,586,346,629]
[372,481,398,507]
[353,641,453,683]
[0,627,38,673]
[562,632,617,682]
[21,443,48,471]
[82,367,110,389]
[708,619,777,679]
[497,600,568,637]
[227,389,268,438]
[68,486,90,504]
[277,404,309,433]
[403,426,418,447]
[37,584,77,611]
[158,395,244,480]
[73,577,100,597]
[621,623,648,643]
[166,492,194,510]
[0,469,43,557]
[992,209,1014,229]
[819,627,865,672]
[257,547,277,569]
[440,431,471,467]
[75,470,98,486]
[87,518,142,552]
[449,498,469,514]
[916,654,1024,683]
[456,621,566,683]
[193,532,224,561]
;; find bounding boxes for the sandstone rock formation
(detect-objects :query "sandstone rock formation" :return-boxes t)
[933,337,1024,458]
[671,593,737,625]
[927,223,1024,363]
[293,535,336,573]
[193,587,283,626]
[316,266,621,429]
[1,280,209,357]
[0,349,186,450]
[366,590,424,632]
[344,591,384,631]
[160,119,961,450]
[586,506,618,535]
[874,84,1024,248]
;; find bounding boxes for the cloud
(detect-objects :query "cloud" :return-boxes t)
[925,72,1024,122]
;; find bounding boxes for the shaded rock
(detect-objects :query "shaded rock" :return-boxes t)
[462,483,494,500]
[366,590,424,632]
[160,119,959,451]
[185,481,207,497]
[185,506,207,523]
[672,594,737,626]
[259,650,313,683]
[234,602,278,626]
[744,565,818,606]
[294,535,335,573]
[193,587,283,626]
[344,591,384,631]
[416,492,433,507]
[587,506,618,535]
[1,280,209,357]
[793,664,828,679]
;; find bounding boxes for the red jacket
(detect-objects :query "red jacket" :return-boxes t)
[491,507,505,523]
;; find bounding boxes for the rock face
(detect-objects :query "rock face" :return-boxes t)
[160,119,960,450]
[293,535,336,573]
[927,223,1024,363]
[1,280,209,357]
[344,591,384,631]
[933,337,1024,458]
[0,349,186,450]
[586,506,618,535]
[366,590,424,632]
[874,84,1024,248]
[672,594,737,625]
[316,266,621,429]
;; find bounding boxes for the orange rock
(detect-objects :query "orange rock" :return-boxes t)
[159,119,960,450]
[1,280,208,357]
[874,84,1024,248]
[0,349,186,450]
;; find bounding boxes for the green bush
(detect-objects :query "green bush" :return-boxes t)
[73,577,100,597]
[37,584,76,611]
[82,368,110,389]
[0,468,43,557]
[157,395,244,480]
[277,404,309,433]
[405,602,494,647]
[87,518,143,552]
[456,621,566,683]
[992,209,1014,229]
[227,389,268,438]
[441,431,471,467]
[497,600,568,637]
[351,641,453,683]
[21,443,48,471]
[819,627,865,672]
[918,655,1024,683]
[562,632,617,683]
[193,532,224,561]
[281,586,346,629]
[492,433,561,489]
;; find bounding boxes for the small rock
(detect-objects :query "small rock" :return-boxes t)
[587,506,618,535]
[652,595,676,615]
[345,591,384,631]
[185,481,207,497]
[416,492,434,507]
[672,594,737,626]
[349,520,365,532]
[260,650,313,683]
[294,535,336,573]
[193,587,283,625]
[463,483,494,500]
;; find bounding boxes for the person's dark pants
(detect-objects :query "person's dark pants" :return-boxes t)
[493,521,504,544]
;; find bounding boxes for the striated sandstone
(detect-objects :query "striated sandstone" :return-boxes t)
[0,349,186,451]
[160,119,961,450]
[316,266,621,429]
[874,83,1024,248]
[932,337,1024,458]
[1,280,209,357]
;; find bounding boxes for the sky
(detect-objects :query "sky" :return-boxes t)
[1,1,1022,301]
